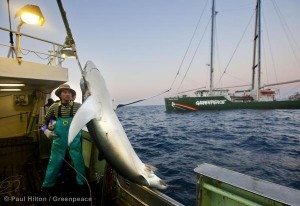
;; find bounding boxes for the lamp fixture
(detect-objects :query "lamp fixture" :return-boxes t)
[15,4,45,26]
[14,4,45,63]
[0,83,25,87]
[60,48,75,58]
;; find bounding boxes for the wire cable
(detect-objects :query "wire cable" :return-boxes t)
[271,0,300,69]
[215,10,255,87]
[175,18,211,94]
[167,0,209,93]
[116,89,170,109]
[1,128,93,205]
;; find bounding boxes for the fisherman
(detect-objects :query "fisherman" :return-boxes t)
[40,84,86,194]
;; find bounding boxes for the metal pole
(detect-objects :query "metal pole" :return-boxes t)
[16,22,24,64]
[257,0,261,101]
[56,0,83,73]
[251,1,259,91]
[209,0,215,95]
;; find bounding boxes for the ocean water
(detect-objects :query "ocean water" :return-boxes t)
[116,105,300,206]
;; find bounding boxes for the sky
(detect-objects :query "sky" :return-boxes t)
[1,0,300,105]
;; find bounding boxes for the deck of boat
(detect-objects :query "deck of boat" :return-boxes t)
[0,136,101,206]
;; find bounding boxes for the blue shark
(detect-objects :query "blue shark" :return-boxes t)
[68,61,167,190]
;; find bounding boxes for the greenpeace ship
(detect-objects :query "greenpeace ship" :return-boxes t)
[165,0,300,111]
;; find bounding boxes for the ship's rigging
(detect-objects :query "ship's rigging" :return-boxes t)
[166,0,300,98]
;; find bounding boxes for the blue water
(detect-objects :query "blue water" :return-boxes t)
[116,105,300,206]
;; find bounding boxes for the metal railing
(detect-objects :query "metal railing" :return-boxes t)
[0,26,65,65]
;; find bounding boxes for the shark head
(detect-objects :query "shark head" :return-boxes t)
[145,174,168,190]
[143,165,168,189]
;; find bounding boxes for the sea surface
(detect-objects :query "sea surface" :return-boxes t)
[116,105,300,206]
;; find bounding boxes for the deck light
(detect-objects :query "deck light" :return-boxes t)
[15,5,45,26]
[14,4,45,63]
[60,36,75,59]
[60,48,75,58]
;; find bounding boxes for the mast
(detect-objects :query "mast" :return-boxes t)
[251,0,261,100]
[209,0,216,95]
[257,0,261,99]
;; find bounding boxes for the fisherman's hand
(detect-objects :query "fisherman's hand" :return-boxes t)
[48,120,56,130]
[41,125,56,139]
[44,129,57,139]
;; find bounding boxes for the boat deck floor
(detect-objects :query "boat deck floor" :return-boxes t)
[0,136,102,206]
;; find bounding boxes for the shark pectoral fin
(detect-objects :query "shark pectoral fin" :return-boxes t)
[68,96,99,145]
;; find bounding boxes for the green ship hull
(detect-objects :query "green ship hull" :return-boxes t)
[165,96,300,111]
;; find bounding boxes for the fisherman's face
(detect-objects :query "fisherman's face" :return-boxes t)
[60,90,72,103]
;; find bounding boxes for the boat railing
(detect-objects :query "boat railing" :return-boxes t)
[194,163,300,206]
[0,26,65,66]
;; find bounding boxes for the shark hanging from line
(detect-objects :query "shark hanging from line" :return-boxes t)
[68,61,167,190]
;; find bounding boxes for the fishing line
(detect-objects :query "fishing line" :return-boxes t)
[0,175,22,195]
[116,89,170,109]
[42,129,93,206]
[1,128,92,205]
[52,147,92,206]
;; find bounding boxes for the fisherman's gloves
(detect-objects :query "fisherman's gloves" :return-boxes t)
[41,120,57,139]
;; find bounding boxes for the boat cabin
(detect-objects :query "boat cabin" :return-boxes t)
[195,89,230,98]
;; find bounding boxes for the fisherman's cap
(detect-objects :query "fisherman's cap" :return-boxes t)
[55,84,76,97]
